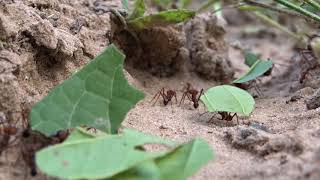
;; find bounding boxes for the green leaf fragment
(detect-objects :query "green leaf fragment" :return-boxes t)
[64,127,108,143]
[110,160,161,180]
[128,9,195,29]
[128,0,146,20]
[233,59,273,84]
[200,85,255,116]
[36,130,170,179]
[155,138,213,179]
[36,129,213,180]
[244,50,259,67]
[30,44,145,136]
[112,138,213,180]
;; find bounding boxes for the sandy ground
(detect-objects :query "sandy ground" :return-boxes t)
[1,0,320,180]
[123,55,320,180]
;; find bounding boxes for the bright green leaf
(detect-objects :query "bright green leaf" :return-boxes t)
[233,60,273,84]
[128,0,146,20]
[200,85,255,116]
[110,138,213,180]
[244,50,259,67]
[30,44,145,136]
[128,9,195,29]
[64,127,108,143]
[110,160,161,180]
[155,138,213,179]
[36,129,174,179]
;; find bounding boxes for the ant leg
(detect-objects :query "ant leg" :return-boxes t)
[232,113,239,125]
[179,92,187,106]
[208,114,217,123]
[150,91,161,105]
[198,89,204,110]
[159,89,168,106]
[186,93,193,104]
[199,111,210,117]
[253,81,263,97]
[300,50,315,66]
[174,93,178,104]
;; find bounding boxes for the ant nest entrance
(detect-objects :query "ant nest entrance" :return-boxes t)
[114,13,235,81]
[114,26,188,77]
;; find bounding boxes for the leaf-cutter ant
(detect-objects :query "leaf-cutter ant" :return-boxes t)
[150,88,177,106]
[208,112,239,125]
[179,83,204,108]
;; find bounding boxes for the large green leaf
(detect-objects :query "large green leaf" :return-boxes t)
[36,129,175,179]
[233,59,273,84]
[30,44,145,135]
[128,0,146,20]
[128,9,195,29]
[110,139,213,180]
[200,85,255,116]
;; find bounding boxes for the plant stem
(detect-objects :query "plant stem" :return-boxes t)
[273,0,320,23]
[197,0,217,13]
[253,11,304,43]
[243,0,301,17]
[304,0,320,11]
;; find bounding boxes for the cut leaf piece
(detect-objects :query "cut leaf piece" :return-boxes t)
[128,0,145,20]
[30,44,145,136]
[128,9,195,29]
[200,85,255,116]
[155,138,213,179]
[244,50,259,67]
[233,60,273,84]
[110,160,161,180]
[110,139,213,180]
[36,129,175,179]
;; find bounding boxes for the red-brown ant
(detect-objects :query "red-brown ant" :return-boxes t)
[150,88,177,106]
[180,83,204,108]
[298,35,320,83]
[208,112,239,125]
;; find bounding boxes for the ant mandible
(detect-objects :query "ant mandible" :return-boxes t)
[208,112,239,125]
[150,88,177,106]
[180,83,204,108]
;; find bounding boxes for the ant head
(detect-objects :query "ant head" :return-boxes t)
[164,100,169,106]
[193,102,199,108]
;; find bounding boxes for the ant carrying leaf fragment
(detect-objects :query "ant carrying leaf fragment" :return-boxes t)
[200,85,255,124]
